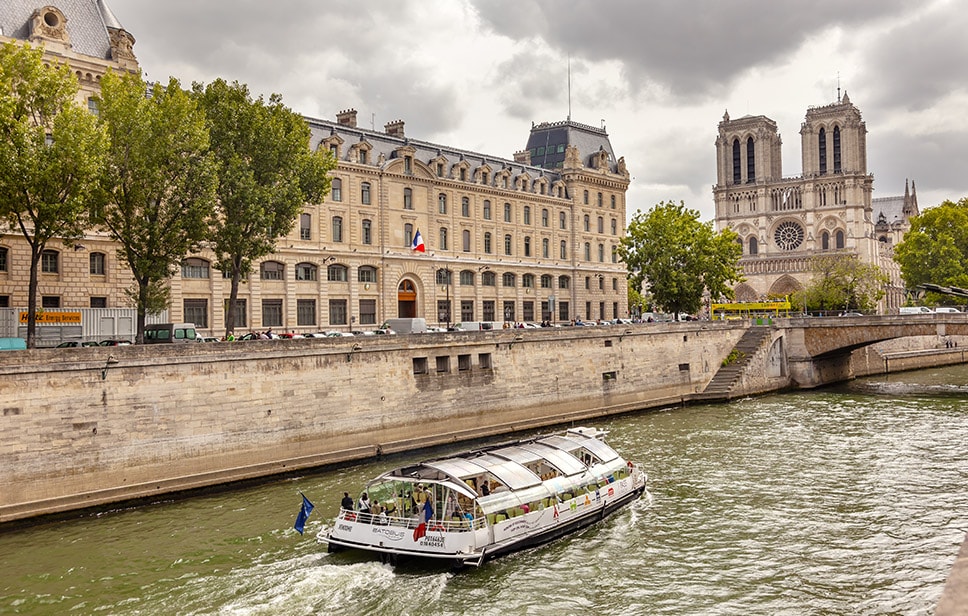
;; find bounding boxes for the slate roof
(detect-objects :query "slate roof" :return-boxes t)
[525,120,619,172]
[0,0,123,60]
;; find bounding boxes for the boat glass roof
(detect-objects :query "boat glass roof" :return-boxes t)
[516,442,587,476]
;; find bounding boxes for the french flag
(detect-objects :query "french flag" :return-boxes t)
[411,229,425,252]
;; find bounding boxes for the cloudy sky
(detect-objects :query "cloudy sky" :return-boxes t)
[107,0,968,222]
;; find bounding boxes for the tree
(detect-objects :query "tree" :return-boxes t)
[0,43,106,347]
[795,254,887,313]
[96,71,217,343]
[194,79,335,337]
[894,198,968,305]
[618,201,743,319]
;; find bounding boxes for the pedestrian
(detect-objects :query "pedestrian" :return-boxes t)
[341,492,353,511]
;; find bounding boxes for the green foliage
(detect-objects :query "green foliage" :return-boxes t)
[0,43,106,346]
[618,201,743,318]
[193,79,336,335]
[722,349,745,367]
[894,198,968,305]
[96,70,217,341]
[799,254,887,312]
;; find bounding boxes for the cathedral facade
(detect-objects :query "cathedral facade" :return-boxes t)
[712,93,916,312]
[0,2,630,335]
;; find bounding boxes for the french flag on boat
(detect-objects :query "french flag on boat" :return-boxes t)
[411,229,425,252]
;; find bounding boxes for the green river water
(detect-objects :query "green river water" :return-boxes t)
[2,364,967,615]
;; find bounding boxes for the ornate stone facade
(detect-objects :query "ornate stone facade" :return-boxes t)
[713,93,916,312]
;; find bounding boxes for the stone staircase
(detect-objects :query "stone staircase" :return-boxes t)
[693,327,773,401]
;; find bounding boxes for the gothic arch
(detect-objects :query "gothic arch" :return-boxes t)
[734,282,759,302]
[768,275,802,298]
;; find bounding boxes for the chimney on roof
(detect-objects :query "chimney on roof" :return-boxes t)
[385,120,405,138]
[336,109,358,128]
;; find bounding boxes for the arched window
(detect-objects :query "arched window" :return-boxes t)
[461,196,470,217]
[504,234,513,256]
[732,138,741,184]
[482,271,496,286]
[295,262,317,281]
[0,246,7,272]
[403,187,412,210]
[611,219,617,235]
[746,136,755,183]
[583,215,590,232]
[404,223,413,247]
[332,216,343,242]
[833,126,842,173]
[821,231,830,250]
[462,229,471,252]
[438,193,447,214]
[559,211,567,229]
[523,236,531,257]
[361,219,372,245]
[584,242,591,261]
[327,264,348,282]
[523,206,531,225]
[540,274,553,288]
[504,202,512,222]
[439,227,448,250]
[748,236,758,255]
[331,178,342,202]
[835,230,845,249]
[523,274,534,288]
[260,261,285,280]
[542,237,549,258]
[484,232,492,254]
[502,272,516,287]
[358,266,377,283]
[819,127,827,175]
[89,252,106,276]
[560,240,567,259]
[181,257,209,279]
[598,243,605,262]
[558,275,570,289]
[541,209,549,227]
[460,270,475,286]
[483,200,492,220]
[435,268,452,285]
[597,216,604,234]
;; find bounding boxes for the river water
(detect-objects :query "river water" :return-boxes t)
[2,365,967,615]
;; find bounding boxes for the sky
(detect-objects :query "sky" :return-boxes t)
[105,0,968,223]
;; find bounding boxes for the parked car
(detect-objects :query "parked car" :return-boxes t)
[839,311,864,317]
[99,339,132,346]
[55,340,99,348]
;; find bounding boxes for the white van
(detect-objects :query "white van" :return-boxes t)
[143,323,198,343]
[898,306,933,315]
[934,307,962,313]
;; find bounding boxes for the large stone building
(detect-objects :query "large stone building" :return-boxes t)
[712,92,917,312]
[0,1,631,335]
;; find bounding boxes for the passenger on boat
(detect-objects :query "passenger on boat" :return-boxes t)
[358,492,370,512]
[340,492,353,511]
[480,482,490,496]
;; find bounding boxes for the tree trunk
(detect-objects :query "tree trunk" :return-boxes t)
[25,247,41,349]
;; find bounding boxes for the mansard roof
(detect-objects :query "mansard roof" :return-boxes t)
[524,119,619,172]
[307,116,564,184]
[0,0,123,60]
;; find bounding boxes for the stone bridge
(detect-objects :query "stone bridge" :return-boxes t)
[776,313,968,388]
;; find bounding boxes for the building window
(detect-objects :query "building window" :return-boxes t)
[482,271,496,286]
[523,274,534,288]
[503,300,515,322]
[462,197,470,217]
[262,299,283,327]
[821,231,830,250]
[583,190,589,204]
[597,192,603,207]
[483,300,495,320]
[585,276,590,290]
[611,219,617,235]
[560,240,567,260]
[328,299,347,325]
[560,212,566,230]
[746,137,755,182]
[359,149,368,165]
[181,257,209,279]
[483,200,491,220]
[462,229,471,252]
[437,163,444,177]
[295,262,317,281]
[524,236,531,257]
[331,178,342,202]
[0,296,8,308]
[438,193,447,214]
[300,213,312,240]
[358,266,377,283]
[732,138,741,184]
[184,299,208,328]
[361,182,371,205]
[484,232,492,254]
[260,261,285,280]
[90,296,107,308]
[328,264,348,282]
[542,238,549,258]
[362,219,372,245]
[611,195,616,209]
[612,245,618,263]
[612,277,618,291]
[403,187,413,210]
[439,227,449,251]
[297,299,316,326]
[436,355,450,373]
[524,206,531,225]
[749,236,758,255]
[523,301,534,321]
[583,215,590,232]
[42,296,60,308]
[359,299,376,325]
[597,216,604,234]
[504,234,512,256]
[0,247,6,272]
[598,243,605,262]
[774,221,805,251]
[435,268,452,285]
[89,252,106,276]
[559,275,570,289]
[413,357,428,375]
[819,128,827,175]
[542,209,549,227]
[461,300,474,322]
[833,126,842,173]
[504,202,512,222]
[835,230,845,249]
[460,167,467,181]
[502,272,515,287]
[225,298,247,328]
[332,216,343,242]
[404,223,413,248]
[460,270,474,286]
[41,250,58,273]
[584,243,591,261]
[404,156,412,175]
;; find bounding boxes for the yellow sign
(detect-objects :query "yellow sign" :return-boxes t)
[711,300,792,312]
[19,311,82,324]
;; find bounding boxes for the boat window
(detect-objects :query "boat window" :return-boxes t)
[475,454,542,489]
[518,442,586,476]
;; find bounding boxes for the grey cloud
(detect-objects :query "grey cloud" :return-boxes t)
[472,0,912,102]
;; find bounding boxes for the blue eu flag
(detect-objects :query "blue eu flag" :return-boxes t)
[294,493,315,535]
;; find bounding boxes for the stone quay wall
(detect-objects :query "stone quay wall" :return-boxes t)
[0,322,746,523]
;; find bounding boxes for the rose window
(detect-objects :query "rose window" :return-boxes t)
[774,221,804,251]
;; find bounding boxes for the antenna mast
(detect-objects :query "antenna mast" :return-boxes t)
[567,56,572,121]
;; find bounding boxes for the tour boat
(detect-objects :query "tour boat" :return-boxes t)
[318,427,647,567]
